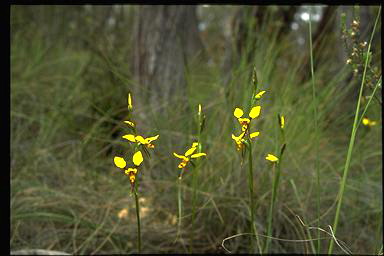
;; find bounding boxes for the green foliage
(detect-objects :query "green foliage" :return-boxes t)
[11,5,381,254]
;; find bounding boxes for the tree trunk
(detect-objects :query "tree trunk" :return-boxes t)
[133,5,204,116]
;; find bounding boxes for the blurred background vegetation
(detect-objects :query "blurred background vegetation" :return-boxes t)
[11,5,381,254]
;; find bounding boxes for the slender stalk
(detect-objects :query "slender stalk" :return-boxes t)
[264,116,285,253]
[190,106,203,253]
[247,141,254,253]
[134,189,141,254]
[328,6,381,254]
[177,176,183,239]
[308,9,321,254]
[190,166,198,253]
[246,140,261,253]
[264,159,281,253]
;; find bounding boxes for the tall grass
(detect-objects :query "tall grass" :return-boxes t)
[11,6,381,254]
[308,9,321,254]
[327,6,382,254]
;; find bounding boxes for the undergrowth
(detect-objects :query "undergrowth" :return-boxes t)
[10,6,381,254]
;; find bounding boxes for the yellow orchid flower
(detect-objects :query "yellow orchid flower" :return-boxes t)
[122,134,160,149]
[266,153,279,162]
[233,106,261,132]
[232,106,261,149]
[113,151,143,186]
[173,142,206,169]
[362,117,377,127]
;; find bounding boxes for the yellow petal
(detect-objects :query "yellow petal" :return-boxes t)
[173,152,189,161]
[124,121,135,127]
[133,151,143,166]
[232,131,246,141]
[234,108,244,118]
[128,167,138,174]
[135,135,146,144]
[191,153,207,159]
[114,156,126,169]
[198,104,202,115]
[362,118,369,126]
[266,153,278,162]
[185,146,197,157]
[146,134,159,142]
[191,142,199,148]
[249,106,261,119]
[250,132,260,138]
[255,90,266,99]
[122,134,136,142]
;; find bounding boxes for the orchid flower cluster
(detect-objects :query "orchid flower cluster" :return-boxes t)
[113,93,159,191]
[173,104,207,178]
[231,90,281,163]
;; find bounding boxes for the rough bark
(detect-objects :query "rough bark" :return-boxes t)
[133,5,204,116]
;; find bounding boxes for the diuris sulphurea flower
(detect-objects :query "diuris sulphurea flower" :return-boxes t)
[231,106,261,152]
[122,134,160,149]
[173,142,206,170]
[233,106,261,132]
[114,151,144,190]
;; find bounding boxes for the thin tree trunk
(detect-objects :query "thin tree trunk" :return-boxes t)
[133,5,204,116]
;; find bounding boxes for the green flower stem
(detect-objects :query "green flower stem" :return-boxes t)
[190,166,198,254]
[190,106,203,253]
[177,176,183,240]
[246,140,262,253]
[264,142,285,253]
[134,188,141,254]
[328,6,381,255]
[308,9,321,254]
[264,161,279,253]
